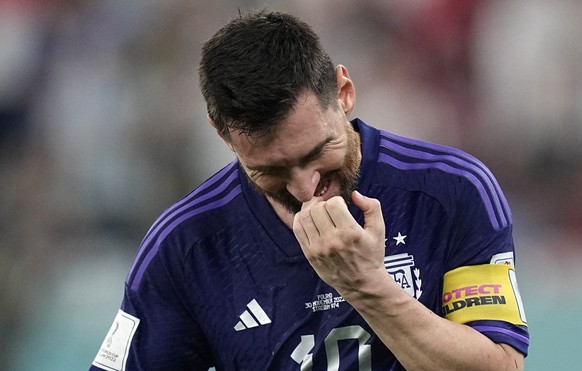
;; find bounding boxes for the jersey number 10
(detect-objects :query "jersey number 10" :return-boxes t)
[290,325,372,371]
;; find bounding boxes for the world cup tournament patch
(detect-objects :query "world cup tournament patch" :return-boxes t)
[442,264,527,326]
[92,310,140,371]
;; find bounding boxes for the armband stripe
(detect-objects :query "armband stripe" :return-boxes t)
[472,325,530,345]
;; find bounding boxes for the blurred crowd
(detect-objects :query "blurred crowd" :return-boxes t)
[1,0,581,369]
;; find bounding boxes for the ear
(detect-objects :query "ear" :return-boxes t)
[336,65,356,116]
[207,114,234,152]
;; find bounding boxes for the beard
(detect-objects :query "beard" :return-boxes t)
[245,125,361,214]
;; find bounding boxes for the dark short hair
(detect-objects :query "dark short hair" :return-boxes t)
[199,11,337,137]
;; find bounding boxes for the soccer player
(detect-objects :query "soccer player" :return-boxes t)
[90,11,528,370]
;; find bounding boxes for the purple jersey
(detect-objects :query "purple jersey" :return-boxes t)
[91,119,528,370]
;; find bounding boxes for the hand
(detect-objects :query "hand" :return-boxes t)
[292,191,388,298]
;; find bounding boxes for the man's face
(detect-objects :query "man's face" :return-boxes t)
[228,91,361,214]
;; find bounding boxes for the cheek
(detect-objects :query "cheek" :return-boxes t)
[323,150,348,171]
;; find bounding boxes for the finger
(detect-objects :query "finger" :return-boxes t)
[351,190,385,233]
[309,200,336,230]
[324,196,357,229]
[300,196,323,211]
[293,208,320,246]
[292,213,310,247]
[296,196,325,237]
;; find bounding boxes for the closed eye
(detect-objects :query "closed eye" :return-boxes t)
[250,166,287,178]
[298,137,331,167]
[247,135,333,175]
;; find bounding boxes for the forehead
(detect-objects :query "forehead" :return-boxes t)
[230,92,338,166]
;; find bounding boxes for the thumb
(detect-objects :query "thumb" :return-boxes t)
[352,190,385,233]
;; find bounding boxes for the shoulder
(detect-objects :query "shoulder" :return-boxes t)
[154,160,244,236]
[374,130,511,231]
[125,161,246,291]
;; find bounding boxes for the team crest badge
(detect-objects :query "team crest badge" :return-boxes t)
[384,253,422,299]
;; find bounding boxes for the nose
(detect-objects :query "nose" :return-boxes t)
[286,166,320,203]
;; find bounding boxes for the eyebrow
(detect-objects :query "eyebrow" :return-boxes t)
[247,135,333,172]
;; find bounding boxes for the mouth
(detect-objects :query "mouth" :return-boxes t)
[314,177,331,197]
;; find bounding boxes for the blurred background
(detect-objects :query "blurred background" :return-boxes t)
[1,0,581,369]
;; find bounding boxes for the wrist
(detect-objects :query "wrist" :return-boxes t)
[339,269,411,316]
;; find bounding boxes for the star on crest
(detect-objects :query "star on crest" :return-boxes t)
[393,232,407,246]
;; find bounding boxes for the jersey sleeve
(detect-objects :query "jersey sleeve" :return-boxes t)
[90,239,213,371]
[442,166,529,356]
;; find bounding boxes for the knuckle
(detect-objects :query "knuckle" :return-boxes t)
[324,237,340,251]
[299,213,313,224]
[327,196,345,208]
[345,229,361,243]
[370,198,381,208]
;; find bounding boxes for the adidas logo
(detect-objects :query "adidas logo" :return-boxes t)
[234,299,271,331]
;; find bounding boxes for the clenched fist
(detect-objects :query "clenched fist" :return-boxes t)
[292,190,389,299]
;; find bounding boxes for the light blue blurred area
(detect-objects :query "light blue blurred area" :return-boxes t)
[518,255,582,370]
[523,294,582,370]
[2,1,582,370]
[5,237,134,371]
[512,213,582,370]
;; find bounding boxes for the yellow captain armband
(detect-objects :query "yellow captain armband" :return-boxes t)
[442,264,527,326]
